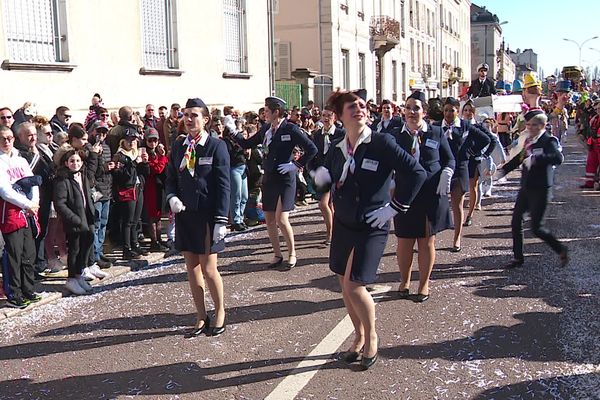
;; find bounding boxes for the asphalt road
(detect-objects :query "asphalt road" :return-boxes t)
[0,132,599,400]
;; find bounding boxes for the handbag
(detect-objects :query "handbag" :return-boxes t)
[117,186,137,202]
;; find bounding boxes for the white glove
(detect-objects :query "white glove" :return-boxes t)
[310,166,332,188]
[522,155,534,169]
[277,162,299,175]
[436,167,453,196]
[365,204,398,229]
[213,223,227,243]
[168,196,186,213]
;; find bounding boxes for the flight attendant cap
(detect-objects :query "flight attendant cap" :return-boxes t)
[265,96,287,109]
[185,98,208,109]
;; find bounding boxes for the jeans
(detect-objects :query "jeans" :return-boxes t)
[94,200,111,260]
[230,164,248,224]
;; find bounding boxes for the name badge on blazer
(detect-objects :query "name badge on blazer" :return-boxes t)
[425,138,439,149]
[532,148,544,156]
[280,134,291,142]
[197,157,213,165]
[361,158,379,172]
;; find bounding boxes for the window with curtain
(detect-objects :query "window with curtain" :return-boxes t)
[223,0,248,74]
[3,0,68,63]
[141,0,178,69]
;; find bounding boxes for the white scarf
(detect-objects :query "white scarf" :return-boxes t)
[335,126,372,186]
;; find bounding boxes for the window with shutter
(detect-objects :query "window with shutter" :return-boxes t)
[141,0,178,70]
[277,41,291,80]
[223,0,248,74]
[3,0,67,63]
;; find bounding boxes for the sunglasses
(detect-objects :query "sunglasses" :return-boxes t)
[100,113,109,117]
[0,115,13,120]
[64,114,72,119]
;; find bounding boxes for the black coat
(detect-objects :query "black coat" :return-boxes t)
[234,119,317,174]
[501,132,563,189]
[89,140,113,200]
[467,78,497,98]
[372,116,404,134]
[310,125,345,169]
[165,134,230,224]
[53,168,95,234]
[112,152,149,191]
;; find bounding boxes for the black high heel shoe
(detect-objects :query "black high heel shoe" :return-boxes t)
[184,315,210,338]
[208,323,226,337]
[340,351,361,363]
[267,256,283,269]
[359,353,378,370]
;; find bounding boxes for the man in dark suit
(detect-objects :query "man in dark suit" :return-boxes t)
[496,109,568,269]
[467,63,497,98]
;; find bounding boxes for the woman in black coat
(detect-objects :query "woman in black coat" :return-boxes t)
[53,149,95,295]
[392,91,455,302]
[234,97,317,269]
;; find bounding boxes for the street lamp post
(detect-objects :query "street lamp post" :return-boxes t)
[562,36,599,66]
[484,20,507,78]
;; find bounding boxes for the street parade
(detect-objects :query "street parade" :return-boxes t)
[0,0,599,399]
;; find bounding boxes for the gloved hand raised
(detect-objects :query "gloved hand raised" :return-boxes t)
[365,204,398,229]
[168,196,186,213]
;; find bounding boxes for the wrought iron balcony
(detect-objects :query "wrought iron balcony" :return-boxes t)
[370,15,400,55]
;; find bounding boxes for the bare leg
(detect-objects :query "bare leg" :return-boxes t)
[341,251,377,358]
[264,210,282,262]
[276,199,296,260]
[451,187,466,248]
[318,192,333,242]
[396,238,416,291]
[416,235,436,295]
[338,250,364,353]
[467,173,480,220]
[183,251,207,329]
[201,253,225,327]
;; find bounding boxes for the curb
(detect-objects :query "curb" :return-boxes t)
[0,250,168,322]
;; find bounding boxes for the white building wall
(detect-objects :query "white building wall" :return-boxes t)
[0,0,271,120]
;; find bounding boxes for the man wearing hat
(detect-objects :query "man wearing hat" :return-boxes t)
[88,120,115,269]
[495,108,568,269]
[548,80,571,143]
[467,63,497,98]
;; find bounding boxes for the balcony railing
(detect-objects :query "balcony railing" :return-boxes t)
[369,15,400,43]
[422,64,432,78]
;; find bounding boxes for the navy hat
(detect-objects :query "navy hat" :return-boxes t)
[265,96,287,109]
[524,108,545,122]
[407,90,426,104]
[351,89,367,101]
[185,98,208,109]
[555,80,572,93]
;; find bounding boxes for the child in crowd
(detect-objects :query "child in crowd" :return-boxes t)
[53,149,96,295]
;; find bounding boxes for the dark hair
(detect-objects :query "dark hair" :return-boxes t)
[56,106,70,116]
[462,100,475,111]
[258,107,265,114]
[326,89,362,117]
[159,105,168,111]
[93,93,102,101]
[443,97,460,108]
[60,148,87,166]
[67,123,86,139]
[118,106,133,121]
[97,107,108,114]
[223,106,234,116]
[0,107,13,114]
[265,102,287,119]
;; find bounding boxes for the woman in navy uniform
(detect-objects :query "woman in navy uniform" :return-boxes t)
[373,99,403,134]
[461,100,496,226]
[313,89,426,370]
[392,91,455,302]
[433,97,492,252]
[309,106,344,244]
[495,109,568,268]
[165,98,230,338]
[235,97,317,269]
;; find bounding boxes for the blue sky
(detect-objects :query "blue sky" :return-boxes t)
[475,0,600,76]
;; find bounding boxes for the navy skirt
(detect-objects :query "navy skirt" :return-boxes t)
[452,161,470,194]
[329,217,389,285]
[394,185,453,238]
[262,170,296,212]
[175,210,225,254]
[468,158,482,179]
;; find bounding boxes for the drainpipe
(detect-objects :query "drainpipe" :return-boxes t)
[318,0,323,75]
[267,0,275,95]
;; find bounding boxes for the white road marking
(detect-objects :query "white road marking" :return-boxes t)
[264,284,392,400]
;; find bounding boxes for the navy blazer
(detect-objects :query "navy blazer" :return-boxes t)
[235,119,317,174]
[501,131,563,189]
[467,78,497,98]
[310,125,345,169]
[324,130,427,228]
[165,134,230,224]
[373,116,404,134]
